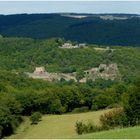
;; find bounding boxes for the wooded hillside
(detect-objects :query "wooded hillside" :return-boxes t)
[0,14,140,46]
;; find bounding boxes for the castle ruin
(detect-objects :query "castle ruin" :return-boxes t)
[27,63,121,82]
[34,67,46,74]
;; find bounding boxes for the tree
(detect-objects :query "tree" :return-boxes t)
[0,94,22,137]
[30,112,42,124]
[48,99,66,114]
[124,77,140,125]
[0,106,13,137]
[92,94,114,110]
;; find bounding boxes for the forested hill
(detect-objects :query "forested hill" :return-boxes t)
[0,37,140,83]
[0,13,140,46]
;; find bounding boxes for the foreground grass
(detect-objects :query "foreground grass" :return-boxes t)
[8,110,109,139]
[74,126,140,139]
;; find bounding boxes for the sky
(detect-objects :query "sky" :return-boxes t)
[0,1,140,15]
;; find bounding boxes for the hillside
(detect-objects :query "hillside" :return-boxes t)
[74,126,140,139]
[0,37,139,82]
[0,37,140,138]
[0,13,140,46]
[7,110,109,139]
[6,110,140,139]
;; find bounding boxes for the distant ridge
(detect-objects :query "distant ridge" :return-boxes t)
[0,13,140,46]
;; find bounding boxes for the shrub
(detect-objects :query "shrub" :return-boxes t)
[84,122,101,133]
[72,106,89,113]
[75,121,84,135]
[30,112,42,124]
[100,108,128,129]
[75,121,101,135]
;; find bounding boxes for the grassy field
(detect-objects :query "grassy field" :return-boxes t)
[74,126,140,139]
[7,110,109,139]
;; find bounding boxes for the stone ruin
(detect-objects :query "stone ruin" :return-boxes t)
[82,63,121,82]
[34,67,45,74]
[27,66,77,82]
[27,63,121,82]
[59,43,87,49]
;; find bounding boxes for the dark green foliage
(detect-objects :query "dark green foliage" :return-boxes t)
[47,99,66,114]
[1,14,140,46]
[86,79,116,89]
[0,126,3,138]
[0,94,22,138]
[0,36,139,137]
[30,112,42,124]
[72,106,89,113]
[106,103,121,109]
[0,107,13,137]
[124,77,140,125]
[92,94,114,110]
[0,37,139,82]
[0,69,139,138]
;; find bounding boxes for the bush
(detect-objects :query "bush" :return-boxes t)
[100,108,128,129]
[30,112,42,124]
[84,122,101,133]
[72,106,89,113]
[75,121,101,135]
[75,121,84,135]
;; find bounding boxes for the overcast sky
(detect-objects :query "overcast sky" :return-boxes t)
[0,1,140,15]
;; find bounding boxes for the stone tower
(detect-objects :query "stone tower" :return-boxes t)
[34,67,45,74]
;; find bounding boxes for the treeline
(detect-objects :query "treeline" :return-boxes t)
[0,37,140,82]
[0,70,131,137]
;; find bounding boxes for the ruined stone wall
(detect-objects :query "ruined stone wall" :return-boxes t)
[27,63,121,82]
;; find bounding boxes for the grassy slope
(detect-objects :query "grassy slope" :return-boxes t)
[74,126,140,139]
[8,110,109,139]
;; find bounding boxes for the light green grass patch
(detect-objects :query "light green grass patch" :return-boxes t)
[74,126,140,139]
[8,109,109,139]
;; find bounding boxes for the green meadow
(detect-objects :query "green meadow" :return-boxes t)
[8,110,109,139]
[8,109,140,139]
[74,126,140,139]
